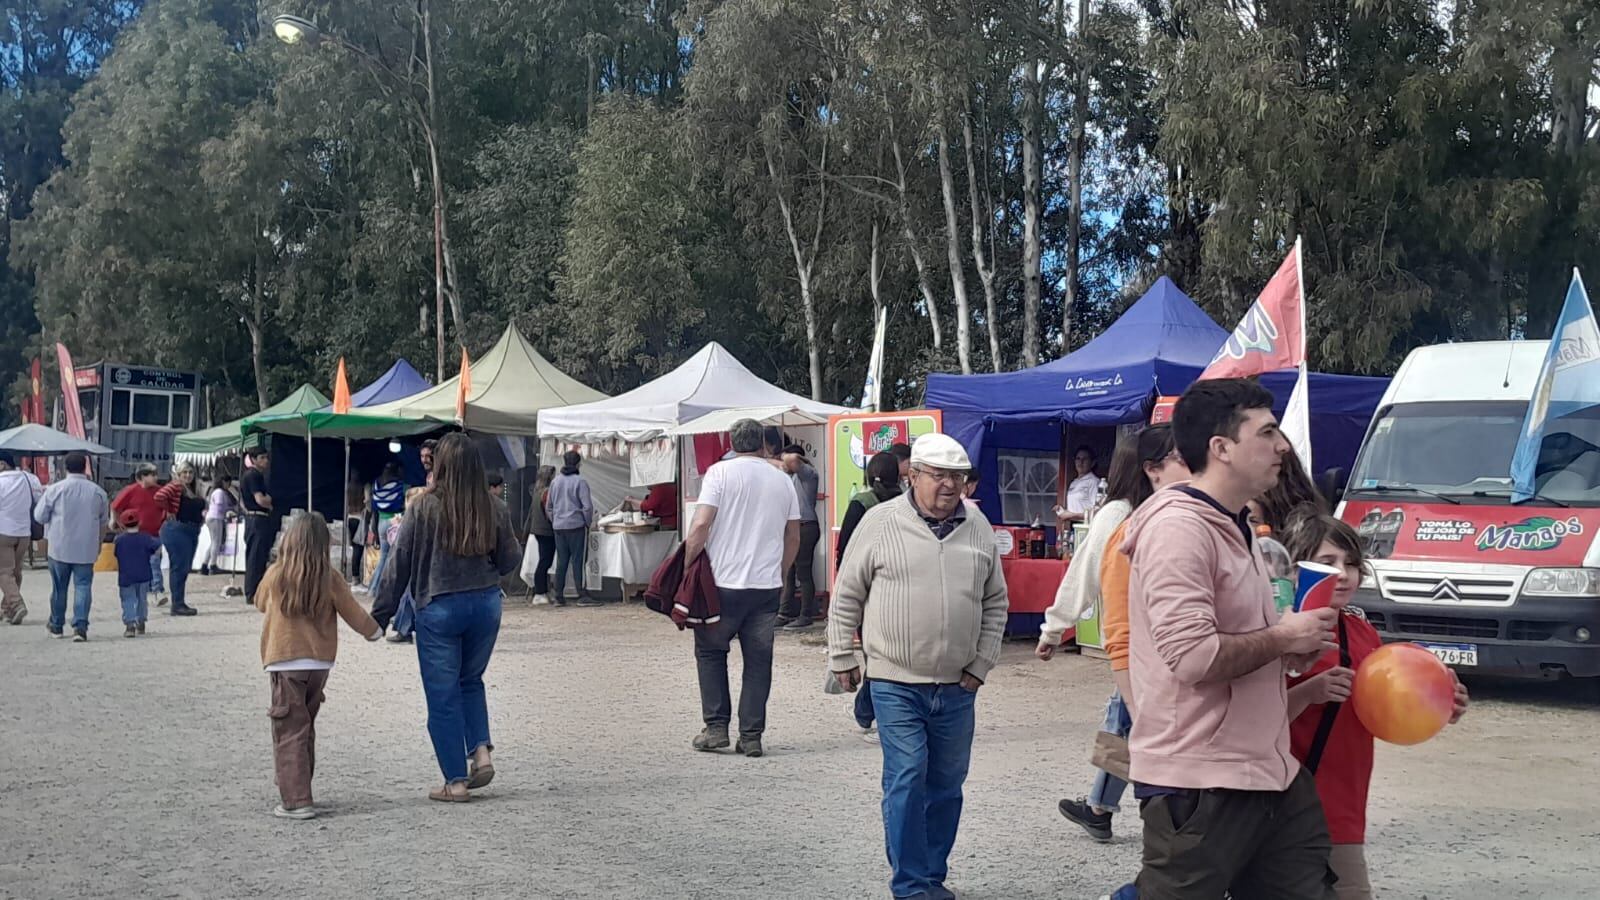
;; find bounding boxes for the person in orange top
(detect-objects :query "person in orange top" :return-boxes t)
[254,512,382,820]
[1051,424,1189,843]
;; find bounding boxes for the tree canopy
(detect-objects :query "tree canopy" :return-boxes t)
[3,0,1596,424]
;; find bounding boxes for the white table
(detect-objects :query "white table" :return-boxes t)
[592,529,679,585]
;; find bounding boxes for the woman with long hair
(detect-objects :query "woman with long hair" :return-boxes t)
[372,433,522,802]
[525,465,557,604]
[154,462,206,616]
[1255,444,1328,534]
[1043,425,1190,843]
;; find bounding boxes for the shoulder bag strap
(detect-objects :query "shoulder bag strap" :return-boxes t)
[1303,614,1352,776]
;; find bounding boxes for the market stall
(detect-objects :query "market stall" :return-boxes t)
[925,277,1391,640]
[539,343,846,596]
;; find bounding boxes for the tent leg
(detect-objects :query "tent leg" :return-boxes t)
[342,439,352,583]
[306,436,314,519]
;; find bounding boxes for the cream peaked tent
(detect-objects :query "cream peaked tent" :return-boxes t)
[361,324,606,436]
[537,342,845,444]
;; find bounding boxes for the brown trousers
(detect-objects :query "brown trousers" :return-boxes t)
[268,670,329,809]
[0,535,28,617]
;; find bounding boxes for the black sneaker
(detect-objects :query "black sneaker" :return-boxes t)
[574,594,604,607]
[775,615,796,627]
[46,624,63,639]
[783,617,814,630]
[1058,797,1113,842]
[137,621,147,635]
[734,736,764,758]
[124,625,137,638]
[72,628,88,642]
[171,605,198,617]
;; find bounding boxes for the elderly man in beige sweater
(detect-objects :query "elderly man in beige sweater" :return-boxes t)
[829,433,1009,900]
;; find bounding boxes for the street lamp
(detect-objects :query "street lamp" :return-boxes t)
[271,14,318,45]
[272,11,450,382]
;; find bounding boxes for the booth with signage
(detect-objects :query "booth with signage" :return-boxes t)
[75,362,203,481]
[926,277,1391,643]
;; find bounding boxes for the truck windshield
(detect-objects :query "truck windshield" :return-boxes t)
[1347,401,1600,506]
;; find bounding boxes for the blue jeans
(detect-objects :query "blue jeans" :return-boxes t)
[874,681,977,900]
[148,545,164,595]
[1088,690,1132,813]
[366,514,395,593]
[119,582,150,626]
[160,520,200,610]
[415,586,502,784]
[855,679,877,729]
[48,561,94,632]
[394,589,416,637]
[552,527,587,599]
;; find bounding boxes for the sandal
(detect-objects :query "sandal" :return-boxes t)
[467,760,495,790]
[428,783,470,803]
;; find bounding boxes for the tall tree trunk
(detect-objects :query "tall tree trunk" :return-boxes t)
[1549,27,1592,159]
[420,0,465,356]
[765,147,825,400]
[935,117,973,375]
[889,114,942,351]
[962,105,1003,372]
[1064,0,1089,351]
[248,242,268,411]
[1019,61,1044,365]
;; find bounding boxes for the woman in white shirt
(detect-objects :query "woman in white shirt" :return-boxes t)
[1056,445,1102,526]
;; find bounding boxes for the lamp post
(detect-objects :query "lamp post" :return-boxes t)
[273,11,450,382]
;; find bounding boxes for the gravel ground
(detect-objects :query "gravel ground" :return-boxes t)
[2,566,1597,900]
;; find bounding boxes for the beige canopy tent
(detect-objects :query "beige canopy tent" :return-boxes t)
[359,324,606,436]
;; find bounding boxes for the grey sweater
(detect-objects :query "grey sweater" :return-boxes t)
[827,494,1009,684]
[371,493,522,627]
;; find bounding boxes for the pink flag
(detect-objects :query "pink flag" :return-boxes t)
[1200,243,1305,379]
[56,343,87,440]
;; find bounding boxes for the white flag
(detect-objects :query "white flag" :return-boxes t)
[1283,362,1312,471]
[861,306,887,412]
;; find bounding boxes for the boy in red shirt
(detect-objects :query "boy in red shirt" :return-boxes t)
[1282,514,1470,899]
[111,465,167,602]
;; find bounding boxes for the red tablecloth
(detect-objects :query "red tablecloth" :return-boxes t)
[1001,555,1068,614]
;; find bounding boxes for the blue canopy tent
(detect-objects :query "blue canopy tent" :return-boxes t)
[343,358,432,408]
[925,277,1389,524]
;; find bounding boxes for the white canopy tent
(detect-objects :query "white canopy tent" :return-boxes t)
[538,344,846,597]
[536,342,846,448]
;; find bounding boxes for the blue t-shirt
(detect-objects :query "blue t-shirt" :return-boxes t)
[114,532,162,587]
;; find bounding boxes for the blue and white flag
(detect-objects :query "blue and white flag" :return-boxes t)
[1511,270,1599,501]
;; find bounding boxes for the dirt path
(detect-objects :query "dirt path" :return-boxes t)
[1,567,1594,899]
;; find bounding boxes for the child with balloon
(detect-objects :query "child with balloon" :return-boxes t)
[1281,513,1470,900]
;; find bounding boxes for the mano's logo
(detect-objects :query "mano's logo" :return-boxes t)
[1475,516,1584,552]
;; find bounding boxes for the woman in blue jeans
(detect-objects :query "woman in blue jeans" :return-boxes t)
[154,463,205,616]
[371,433,522,803]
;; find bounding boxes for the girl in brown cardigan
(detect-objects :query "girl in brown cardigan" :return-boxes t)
[254,512,381,820]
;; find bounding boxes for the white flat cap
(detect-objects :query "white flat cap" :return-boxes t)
[910,433,972,471]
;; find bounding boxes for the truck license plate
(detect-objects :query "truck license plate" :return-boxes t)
[1419,642,1478,666]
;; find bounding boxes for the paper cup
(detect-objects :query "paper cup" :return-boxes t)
[1294,561,1343,613]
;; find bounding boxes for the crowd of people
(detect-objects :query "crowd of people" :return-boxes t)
[2,381,1477,898]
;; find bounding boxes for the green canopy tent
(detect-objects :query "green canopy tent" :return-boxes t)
[174,384,330,466]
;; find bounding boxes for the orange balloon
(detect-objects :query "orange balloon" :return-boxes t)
[1351,643,1455,746]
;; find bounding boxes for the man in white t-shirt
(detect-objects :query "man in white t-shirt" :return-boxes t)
[683,418,801,758]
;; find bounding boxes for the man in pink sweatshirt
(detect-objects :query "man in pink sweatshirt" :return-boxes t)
[1123,378,1341,899]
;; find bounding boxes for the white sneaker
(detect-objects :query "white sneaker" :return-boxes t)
[858,725,879,744]
[531,593,551,606]
[273,804,316,820]
[352,584,370,595]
